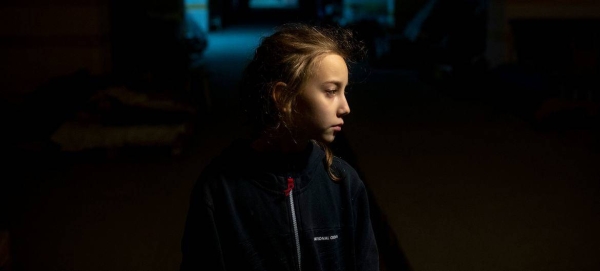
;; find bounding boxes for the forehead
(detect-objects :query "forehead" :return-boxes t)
[309,53,349,84]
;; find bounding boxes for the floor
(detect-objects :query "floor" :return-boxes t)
[5,25,600,271]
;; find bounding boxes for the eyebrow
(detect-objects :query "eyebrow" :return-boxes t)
[321,81,346,87]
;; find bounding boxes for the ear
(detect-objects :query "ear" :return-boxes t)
[271,82,291,113]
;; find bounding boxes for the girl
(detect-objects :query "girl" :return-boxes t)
[180,23,379,271]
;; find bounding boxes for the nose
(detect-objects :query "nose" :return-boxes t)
[337,94,350,117]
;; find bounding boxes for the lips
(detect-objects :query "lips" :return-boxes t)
[332,124,343,132]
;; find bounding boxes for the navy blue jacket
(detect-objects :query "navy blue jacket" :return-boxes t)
[180,139,379,271]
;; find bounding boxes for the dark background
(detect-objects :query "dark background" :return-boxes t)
[1,0,599,270]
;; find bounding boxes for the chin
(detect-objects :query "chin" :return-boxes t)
[319,135,336,144]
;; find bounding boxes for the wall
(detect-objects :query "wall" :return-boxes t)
[391,0,600,68]
[486,0,600,68]
[0,0,112,97]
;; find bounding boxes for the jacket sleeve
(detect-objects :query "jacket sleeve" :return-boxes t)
[353,182,380,271]
[180,176,226,271]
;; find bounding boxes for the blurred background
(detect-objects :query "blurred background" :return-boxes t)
[1,0,599,270]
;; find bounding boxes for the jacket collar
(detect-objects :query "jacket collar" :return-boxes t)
[222,138,325,194]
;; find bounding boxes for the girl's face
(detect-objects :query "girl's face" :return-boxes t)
[294,53,350,143]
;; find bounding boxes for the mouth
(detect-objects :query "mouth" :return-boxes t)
[332,124,343,132]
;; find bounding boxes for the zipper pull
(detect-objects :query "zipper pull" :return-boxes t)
[284,177,295,196]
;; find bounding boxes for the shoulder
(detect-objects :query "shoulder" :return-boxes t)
[190,140,252,204]
[201,138,254,178]
[332,156,358,177]
[188,157,223,208]
[331,156,366,192]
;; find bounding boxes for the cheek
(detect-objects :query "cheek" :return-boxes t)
[301,100,326,123]
[295,91,330,129]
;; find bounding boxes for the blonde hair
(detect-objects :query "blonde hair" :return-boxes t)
[241,23,365,181]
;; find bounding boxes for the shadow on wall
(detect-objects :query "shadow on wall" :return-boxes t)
[332,132,413,271]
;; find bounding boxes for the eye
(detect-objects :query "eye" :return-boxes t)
[325,89,337,96]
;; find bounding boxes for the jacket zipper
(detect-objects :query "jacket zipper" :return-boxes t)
[285,177,301,271]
